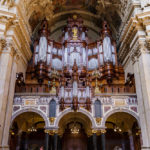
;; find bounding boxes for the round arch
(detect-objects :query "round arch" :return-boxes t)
[101,108,140,127]
[11,108,50,127]
[55,108,97,128]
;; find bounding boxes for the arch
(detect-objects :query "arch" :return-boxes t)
[101,108,140,127]
[11,108,50,127]
[55,108,97,128]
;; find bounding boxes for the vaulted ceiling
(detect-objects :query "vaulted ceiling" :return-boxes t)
[23,0,129,41]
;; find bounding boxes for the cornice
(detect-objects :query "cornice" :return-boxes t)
[118,18,137,62]
[0,6,32,62]
[118,10,150,65]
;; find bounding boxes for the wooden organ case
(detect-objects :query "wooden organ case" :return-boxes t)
[15,15,136,112]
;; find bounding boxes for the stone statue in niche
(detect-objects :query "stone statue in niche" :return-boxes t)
[102,21,113,63]
[38,19,48,62]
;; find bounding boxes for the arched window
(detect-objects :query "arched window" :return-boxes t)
[94,100,102,118]
[49,100,56,117]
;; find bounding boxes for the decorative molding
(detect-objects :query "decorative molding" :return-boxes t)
[0,0,15,8]
[0,38,6,52]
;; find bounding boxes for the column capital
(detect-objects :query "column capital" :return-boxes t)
[128,129,133,135]
[1,40,18,57]
[131,40,150,64]
[0,38,6,52]
[91,128,106,136]
[44,129,58,136]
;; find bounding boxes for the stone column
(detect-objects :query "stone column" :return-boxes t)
[49,135,53,150]
[16,130,22,150]
[128,130,134,150]
[133,51,150,149]
[54,133,58,150]
[45,133,49,150]
[92,133,97,150]
[1,54,18,150]
[101,133,105,150]
[24,132,28,150]
[57,135,62,150]
[87,136,93,150]
[121,134,125,150]
[0,43,16,149]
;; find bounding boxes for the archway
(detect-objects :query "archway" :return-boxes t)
[58,112,93,150]
[9,112,46,150]
[103,112,141,150]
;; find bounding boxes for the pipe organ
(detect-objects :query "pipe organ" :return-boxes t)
[15,15,135,111]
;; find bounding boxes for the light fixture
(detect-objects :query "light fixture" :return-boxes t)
[28,114,37,132]
[113,114,122,133]
[114,125,122,132]
[28,126,37,132]
[70,121,80,134]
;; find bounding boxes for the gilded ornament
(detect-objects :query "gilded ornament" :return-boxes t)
[72,27,78,40]
[49,130,58,135]
[96,117,102,124]
[44,129,50,134]
[49,117,55,125]
[50,86,56,94]
[101,129,106,134]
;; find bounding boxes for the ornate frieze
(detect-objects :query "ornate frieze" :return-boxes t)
[13,95,138,115]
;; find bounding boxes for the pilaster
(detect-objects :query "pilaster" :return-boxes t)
[132,41,150,149]
[0,41,16,147]
[1,53,19,149]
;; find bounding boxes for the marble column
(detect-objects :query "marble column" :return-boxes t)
[54,133,58,150]
[121,134,125,150]
[16,130,22,150]
[128,130,134,150]
[92,133,97,150]
[101,133,105,150]
[87,136,93,150]
[133,53,150,149]
[57,136,62,150]
[24,132,28,150]
[0,46,16,149]
[45,133,49,150]
[49,135,53,150]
